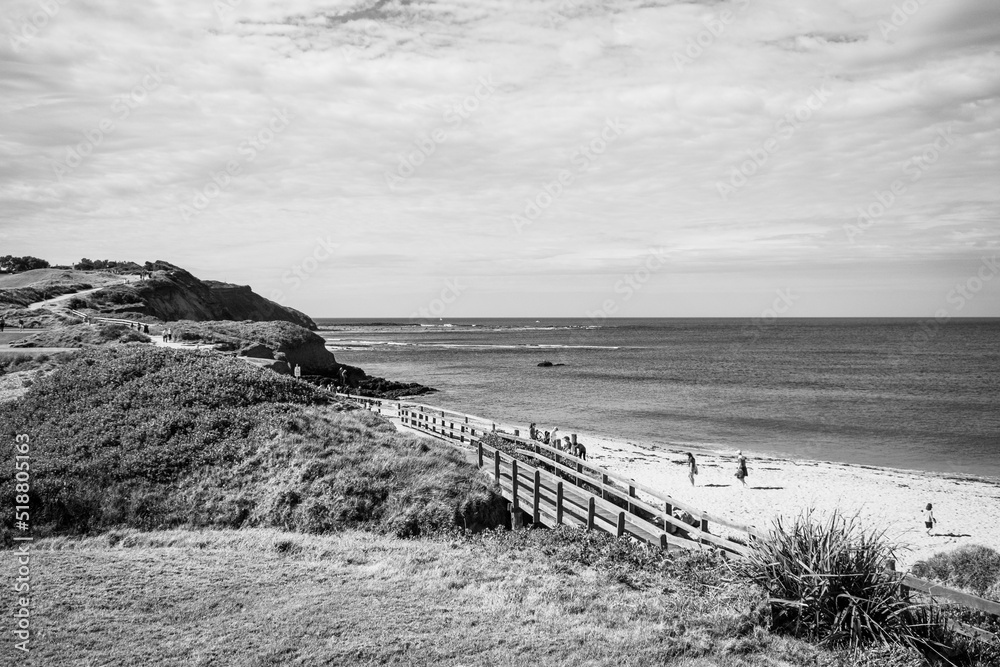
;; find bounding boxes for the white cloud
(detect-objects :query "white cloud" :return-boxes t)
[0,0,997,316]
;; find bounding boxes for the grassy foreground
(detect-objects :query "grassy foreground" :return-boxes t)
[0,527,913,667]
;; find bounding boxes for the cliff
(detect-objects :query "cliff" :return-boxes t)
[84,262,315,329]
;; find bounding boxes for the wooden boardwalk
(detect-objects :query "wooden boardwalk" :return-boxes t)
[339,393,1000,639]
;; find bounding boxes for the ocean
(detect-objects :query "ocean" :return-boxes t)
[316,318,1000,481]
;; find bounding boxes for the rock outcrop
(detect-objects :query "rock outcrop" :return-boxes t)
[84,262,315,329]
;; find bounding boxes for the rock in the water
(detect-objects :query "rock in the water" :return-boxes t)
[538,361,553,367]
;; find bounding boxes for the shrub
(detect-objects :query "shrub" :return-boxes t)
[912,544,1000,599]
[743,509,948,653]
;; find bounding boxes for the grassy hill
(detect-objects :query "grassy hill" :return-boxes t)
[0,346,504,542]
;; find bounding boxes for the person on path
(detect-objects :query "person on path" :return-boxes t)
[924,503,937,535]
[18,319,24,330]
[687,452,698,486]
[735,450,748,486]
[529,423,538,441]
[294,364,301,379]
[0,317,5,332]
[550,427,560,448]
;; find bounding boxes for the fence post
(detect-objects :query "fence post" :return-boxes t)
[664,502,673,534]
[587,497,595,531]
[700,518,709,545]
[601,474,610,501]
[511,460,519,511]
[617,511,625,538]
[556,482,564,525]
[571,434,577,446]
[477,441,484,468]
[533,471,541,524]
[660,534,669,552]
[628,485,636,514]
[494,450,501,485]
[515,429,520,437]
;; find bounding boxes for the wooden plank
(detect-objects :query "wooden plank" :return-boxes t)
[902,575,1000,617]
[556,482,563,525]
[533,471,541,524]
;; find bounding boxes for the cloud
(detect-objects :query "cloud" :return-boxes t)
[0,0,997,316]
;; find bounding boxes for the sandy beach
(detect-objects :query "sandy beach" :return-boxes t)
[572,432,1000,569]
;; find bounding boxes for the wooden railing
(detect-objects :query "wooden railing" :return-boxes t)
[335,393,1000,636]
[368,399,757,557]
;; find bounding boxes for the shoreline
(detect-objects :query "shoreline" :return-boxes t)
[559,426,1000,568]
[385,396,999,569]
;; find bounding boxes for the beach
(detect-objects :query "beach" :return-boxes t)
[574,431,1000,569]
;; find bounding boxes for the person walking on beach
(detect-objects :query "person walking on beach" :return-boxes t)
[735,450,748,486]
[686,452,698,486]
[924,503,937,535]
[0,316,5,332]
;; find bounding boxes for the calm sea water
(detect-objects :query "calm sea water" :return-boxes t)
[316,318,1000,480]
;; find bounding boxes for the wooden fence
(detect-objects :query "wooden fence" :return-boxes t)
[337,394,1000,640]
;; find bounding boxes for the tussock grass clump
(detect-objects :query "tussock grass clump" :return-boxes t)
[745,510,931,649]
[0,346,505,542]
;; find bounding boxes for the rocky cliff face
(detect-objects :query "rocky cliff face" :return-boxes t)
[86,263,315,329]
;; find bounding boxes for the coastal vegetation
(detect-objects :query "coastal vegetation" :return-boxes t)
[0,346,504,544]
[11,322,150,348]
[745,510,999,665]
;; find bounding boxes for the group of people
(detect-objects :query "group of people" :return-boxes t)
[683,450,748,487]
[129,321,150,334]
[528,423,587,460]
[0,317,25,332]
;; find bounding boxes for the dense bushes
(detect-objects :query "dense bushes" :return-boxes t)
[913,545,1000,601]
[0,346,505,541]
[11,323,150,348]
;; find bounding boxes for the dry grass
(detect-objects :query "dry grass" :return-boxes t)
[0,527,895,667]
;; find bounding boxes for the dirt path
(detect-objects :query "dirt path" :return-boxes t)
[26,277,135,311]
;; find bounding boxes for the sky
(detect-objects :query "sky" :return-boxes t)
[1,0,998,318]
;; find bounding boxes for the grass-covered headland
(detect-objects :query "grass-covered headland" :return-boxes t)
[0,345,504,542]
